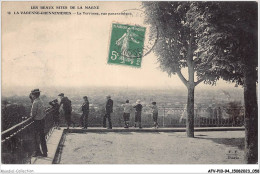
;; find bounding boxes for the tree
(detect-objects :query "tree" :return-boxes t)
[143,1,257,163]
[187,2,258,164]
[143,2,214,137]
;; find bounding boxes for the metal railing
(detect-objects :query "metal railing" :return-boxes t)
[69,106,245,128]
[1,107,56,164]
[1,105,244,164]
[156,107,244,127]
[1,104,28,131]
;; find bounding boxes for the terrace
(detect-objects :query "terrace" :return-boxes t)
[1,107,245,164]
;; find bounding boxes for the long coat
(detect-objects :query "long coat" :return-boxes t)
[106,99,113,114]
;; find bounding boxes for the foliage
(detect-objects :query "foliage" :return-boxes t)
[2,104,28,131]
[186,2,258,85]
[143,2,257,86]
[143,2,210,85]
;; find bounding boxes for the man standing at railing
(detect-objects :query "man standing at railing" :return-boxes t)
[103,95,113,129]
[30,89,48,157]
[134,99,143,129]
[80,96,89,129]
[49,99,60,129]
[58,93,73,130]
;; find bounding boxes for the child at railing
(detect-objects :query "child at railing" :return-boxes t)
[121,100,132,128]
[150,102,159,128]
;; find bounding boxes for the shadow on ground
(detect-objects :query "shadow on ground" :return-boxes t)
[195,137,245,150]
[115,132,133,135]
[134,131,161,134]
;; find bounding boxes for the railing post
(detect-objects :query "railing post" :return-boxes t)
[163,106,165,127]
[216,108,219,126]
[232,109,235,127]
[198,109,200,127]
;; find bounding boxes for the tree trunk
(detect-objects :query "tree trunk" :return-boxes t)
[244,68,258,164]
[186,85,195,137]
[186,33,195,138]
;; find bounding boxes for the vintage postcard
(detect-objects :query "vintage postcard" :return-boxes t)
[1,1,259,174]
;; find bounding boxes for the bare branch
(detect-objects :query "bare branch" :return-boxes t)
[176,70,188,87]
[193,57,199,63]
[195,78,204,86]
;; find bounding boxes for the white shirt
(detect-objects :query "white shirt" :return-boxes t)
[122,103,132,113]
[30,98,46,120]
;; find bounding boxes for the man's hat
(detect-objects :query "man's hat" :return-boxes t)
[83,96,88,99]
[107,95,111,98]
[58,93,64,97]
[31,89,41,94]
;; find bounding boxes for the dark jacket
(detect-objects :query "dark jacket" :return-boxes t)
[106,99,113,114]
[60,97,72,114]
[49,100,60,116]
[82,101,89,115]
[53,103,60,116]
[134,104,142,112]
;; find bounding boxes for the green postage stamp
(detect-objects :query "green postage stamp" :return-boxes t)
[108,23,146,68]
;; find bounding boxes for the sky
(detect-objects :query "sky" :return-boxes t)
[1,1,239,96]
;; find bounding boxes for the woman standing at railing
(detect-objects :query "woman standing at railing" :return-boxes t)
[30,89,48,157]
